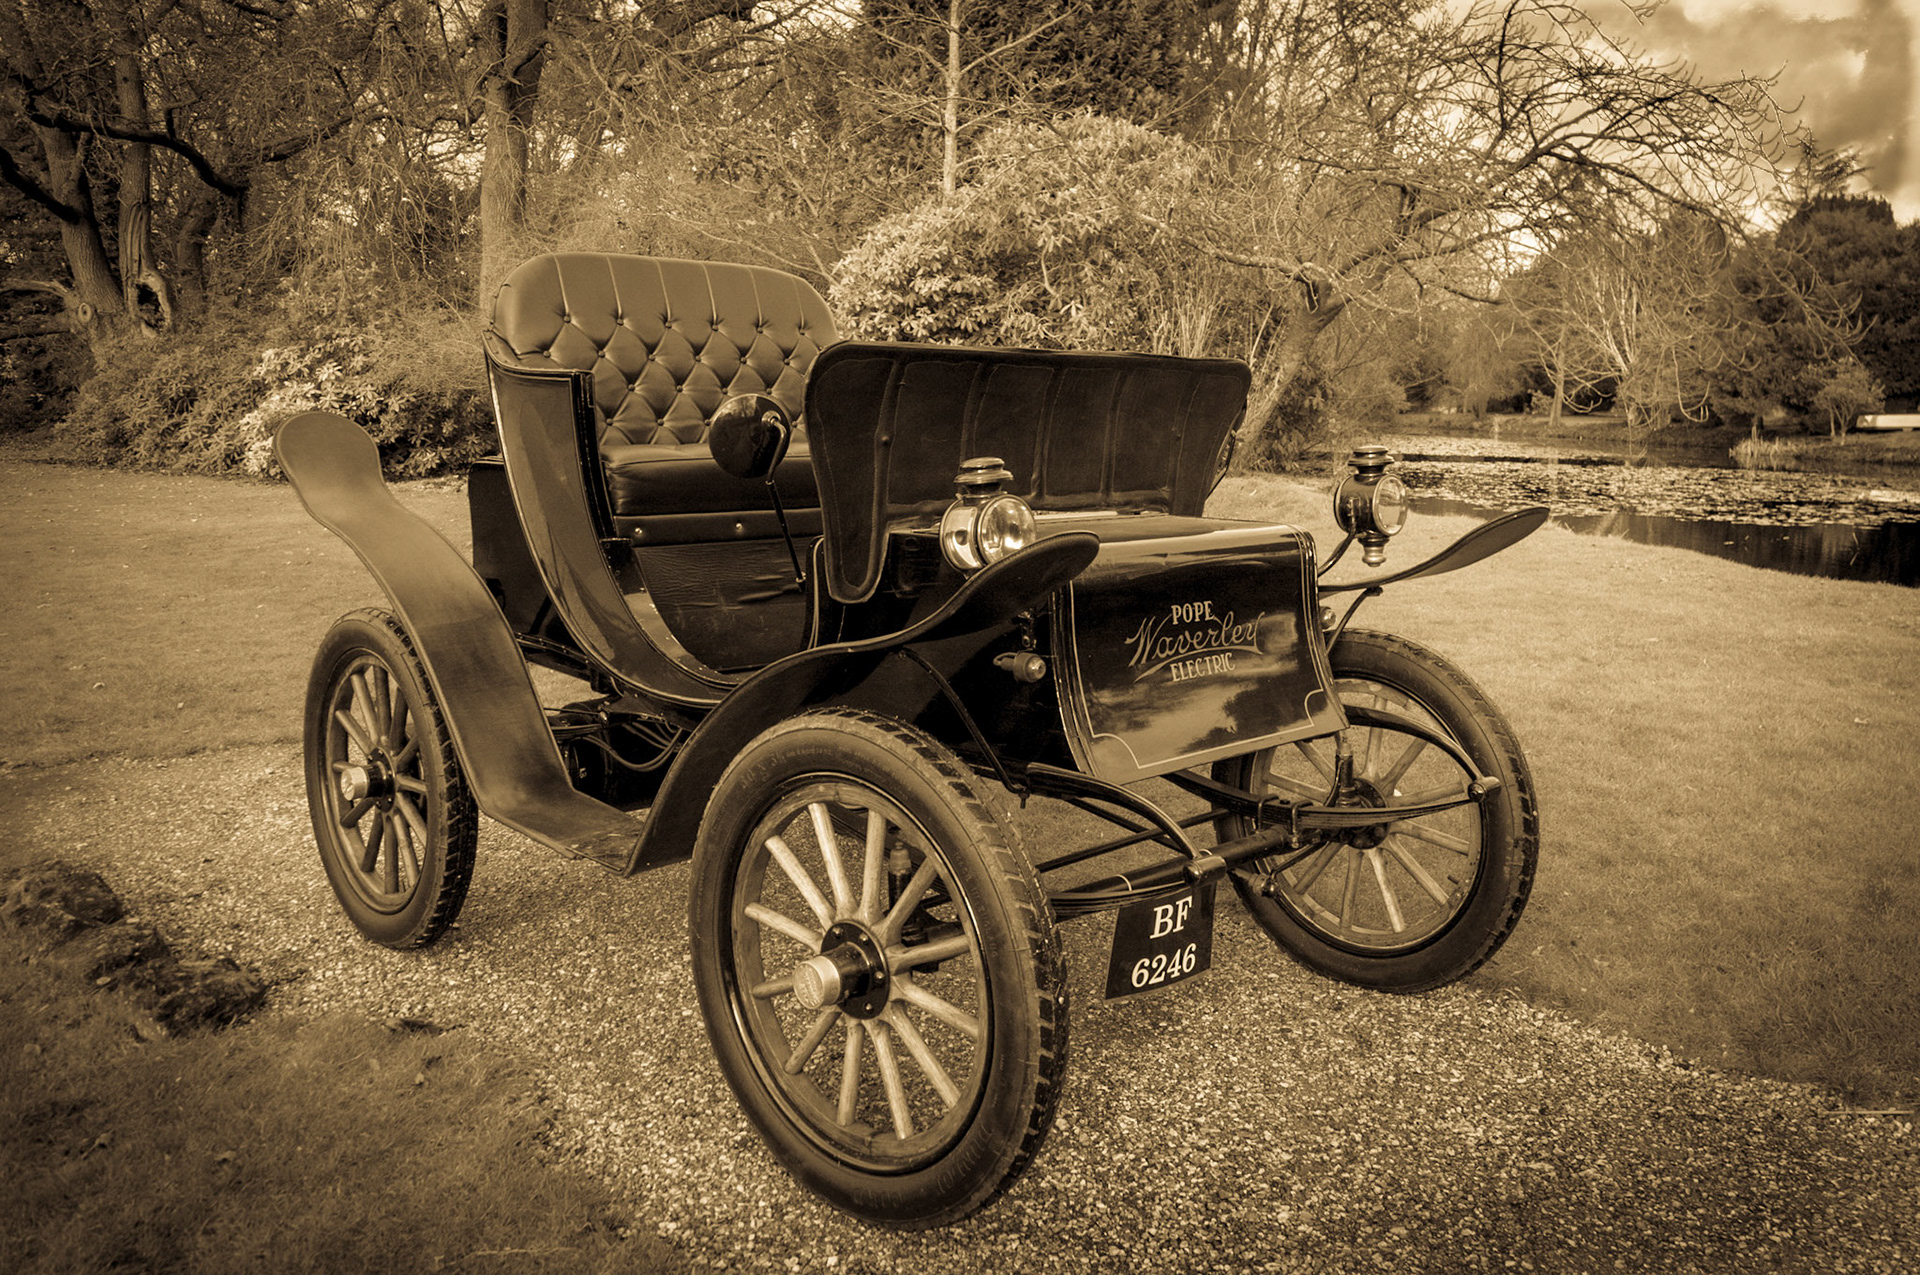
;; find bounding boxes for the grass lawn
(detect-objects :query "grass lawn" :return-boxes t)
[3,449,1916,1116]
[1212,474,1920,1106]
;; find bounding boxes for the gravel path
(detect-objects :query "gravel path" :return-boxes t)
[3,747,1913,1274]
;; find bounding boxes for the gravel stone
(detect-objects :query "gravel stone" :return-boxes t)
[2,746,1913,1274]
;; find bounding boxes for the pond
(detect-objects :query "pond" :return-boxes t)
[1375,433,1920,588]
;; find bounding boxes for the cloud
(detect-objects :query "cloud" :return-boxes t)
[1582,0,1920,218]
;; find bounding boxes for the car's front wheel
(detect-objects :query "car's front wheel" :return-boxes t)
[690,709,1067,1227]
[1213,629,1538,992]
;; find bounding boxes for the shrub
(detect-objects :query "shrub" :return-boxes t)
[830,113,1356,473]
[0,332,92,434]
[830,114,1219,353]
[57,311,493,480]
[1238,362,1334,473]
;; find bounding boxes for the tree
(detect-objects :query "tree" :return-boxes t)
[1505,217,1740,433]
[1779,195,1920,407]
[0,0,397,338]
[1101,0,1800,451]
[847,1,1196,196]
[1707,236,1866,433]
[1810,358,1884,437]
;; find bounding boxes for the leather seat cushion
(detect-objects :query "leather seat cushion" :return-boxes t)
[602,439,820,515]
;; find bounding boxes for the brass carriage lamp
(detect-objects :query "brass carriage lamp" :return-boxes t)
[1332,445,1411,567]
[939,457,1037,571]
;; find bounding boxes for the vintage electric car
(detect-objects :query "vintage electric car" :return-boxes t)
[275,252,1545,1227]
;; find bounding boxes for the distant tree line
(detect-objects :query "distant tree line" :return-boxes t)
[1,0,1907,471]
[1407,187,1917,437]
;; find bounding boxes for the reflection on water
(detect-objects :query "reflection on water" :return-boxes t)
[1381,435,1920,587]
[1411,495,1920,587]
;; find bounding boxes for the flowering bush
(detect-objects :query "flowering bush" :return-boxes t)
[830,115,1225,354]
[59,316,493,480]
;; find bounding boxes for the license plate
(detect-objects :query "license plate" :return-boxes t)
[1103,883,1215,999]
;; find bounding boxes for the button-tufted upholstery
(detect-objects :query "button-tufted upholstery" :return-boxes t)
[488,253,836,515]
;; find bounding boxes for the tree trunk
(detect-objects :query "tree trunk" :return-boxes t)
[168,186,226,324]
[32,126,124,331]
[1232,272,1345,458]
[942,0,961,196]
[107,4,166,331]
[477,0,549,310]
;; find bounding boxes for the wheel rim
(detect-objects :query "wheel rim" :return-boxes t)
[1246,676,1486,954]
[319,653,432,913]
[726,779,990,1172]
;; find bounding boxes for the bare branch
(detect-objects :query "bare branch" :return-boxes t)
[0,142,83,224]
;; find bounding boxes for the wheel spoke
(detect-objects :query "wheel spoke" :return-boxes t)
[1259,768,1327,802]
[782,1008,840,1076]
[1293,738,1336,783]
[398,812,421,893]
[392,707,419,768]
[809,802,855,915]
[338,796,375,829]
[1288,841,1342,894]
[887,933,972,970]
[389,694,410,756]
[837,1021,864,1126]
[392,798,425,892]
[1364,846,1406,932]
[884,1005,959,1107]
[394,792,428,846]
[864,1020,915,1140]
[351,671,383,743]
[383,814,401,893]
[1338,847,1359,929]
[1356,723,1381,779]
[361,810,385,873]
[879,856,941,945]
[392,774,428,796]
[335,706,375,756]
[1385,836,1454,906]
[1374,736,1428,790]
[372,668,395,745]
[749,975,794,999]
[893,976,981,1041]
[858,809,887,925]
[743,903,822,952]
[1390,820,1473,855]
[765,835,835,929]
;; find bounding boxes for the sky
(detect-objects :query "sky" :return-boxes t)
[1579,0,1920,221]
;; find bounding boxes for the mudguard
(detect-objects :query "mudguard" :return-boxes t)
[275,411,642,869]
[1321,507,1550,594]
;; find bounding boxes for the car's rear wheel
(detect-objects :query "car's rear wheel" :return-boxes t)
[1213,629,1537,992]
[690,709,1067,1227]
[304,609,476,949]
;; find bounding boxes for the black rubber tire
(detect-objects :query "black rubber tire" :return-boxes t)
[1213,630,1538,992]
[690,708,1067,1228]
[303,609,477,949]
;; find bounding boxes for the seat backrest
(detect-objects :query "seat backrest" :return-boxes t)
[488,253,838,447]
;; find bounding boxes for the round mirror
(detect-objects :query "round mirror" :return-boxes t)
[709,394,794,481]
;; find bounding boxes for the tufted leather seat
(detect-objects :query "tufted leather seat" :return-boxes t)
[487,253,836,515]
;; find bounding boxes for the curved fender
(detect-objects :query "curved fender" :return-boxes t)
[627,531,1101,874]
[1320,506,1549,594]
[274,411,644,869]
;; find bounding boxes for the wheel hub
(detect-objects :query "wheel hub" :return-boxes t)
[1338,776,1392,849]
[789,921,889,1019]
[337,758,395,806]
